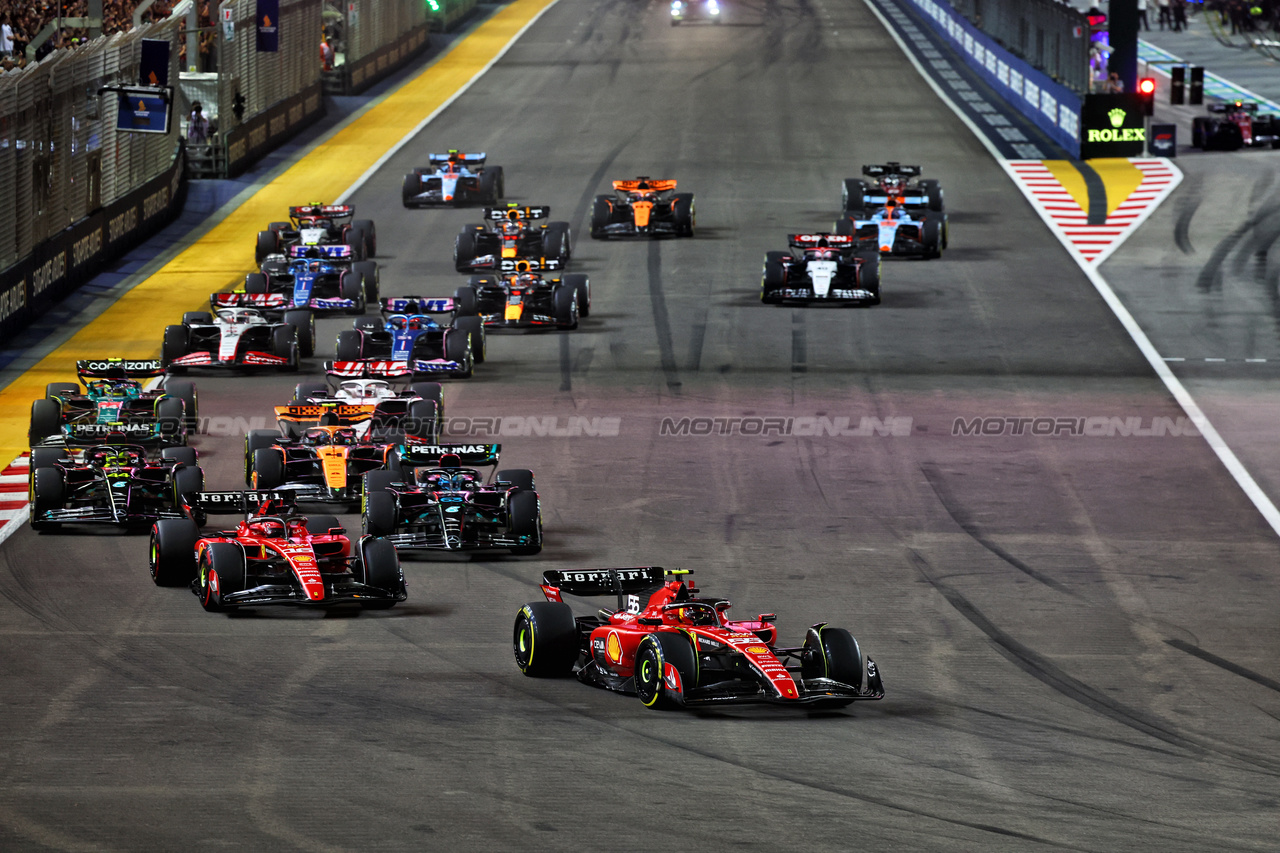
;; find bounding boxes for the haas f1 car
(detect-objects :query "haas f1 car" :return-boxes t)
[362,443,542,556]
[761,234,881,305]
[457,263,589,331]
[163,308,309,371]
[1192,101,1280,151]
[255,204,376,264]
[454,205,571,273]
[514,567,884,709]
[29,359,196,450]
[403,151,505,207]
[149,490,406,611]
[335,297,484,379]
[29,444,203,532]
[590,178,695,238]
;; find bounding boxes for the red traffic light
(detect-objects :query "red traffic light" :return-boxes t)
[1138,78,1156,95]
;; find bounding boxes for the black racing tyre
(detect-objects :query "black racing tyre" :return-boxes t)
[410,382,444,410]
[339,270,366,315]
[353,261,379,304]
[283,310,316,357]
[402,173,421,207]
[162,446,199,468]
[200,543,245,612]
[1191,117,1207,149]
[30,467,65,532]
[244,272,269,294]
[857,252,881,300]
[363,490,398,537]
[842,178,869,212]
[452,315,486,364]
[255,230,277,263]
[30,447,68,470]
[305,514,343,536]
[1219,121,1243,151]
[364,469,398,495]
[942,217,950,250]
[150,518,200,586]
[171,465,204,508]
[507,489,542,555]
[353,219,377,257]
[497,468,535,491]
[492,166,506,198]
[922,217,942,259]
[672,193,695,237]
[335,329,363,362]
[161,324,189,368]
[761,251,787,304]
[513,601,577,676]
[479,168,500,204]
[454,229,478,271]
[244,429,280,485]
[552,283,578,330]
[919,179,944,212]
[562,274,590,317]
[359,537,403,604]
[590,195,613,238]
[156,397,186,442]
[252,447,284,489]
[29,399,62,444]
[292,381,327,403]
[453,285,479,316]
[272,325,299,371]
[164,378,199,432]
[634,633,697,709]
[344,229,367,261]
[834,217,856,236]
[801,625,864,691]
[543,222,571,262]
[353,316,380,334]
[45,381,80,402]
[444,330,473,378]
[406,399,441,442]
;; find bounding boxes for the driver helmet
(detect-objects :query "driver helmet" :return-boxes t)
[330,428,356,446]
[247,518,286,538]
[301,428,329,447]
[499,220,522,235]
[308,261,322,272]
[407,317,424,330]
[673,604,716,626]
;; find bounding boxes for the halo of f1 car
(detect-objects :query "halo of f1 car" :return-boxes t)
[20,171,890,708]
[513,567,883,709]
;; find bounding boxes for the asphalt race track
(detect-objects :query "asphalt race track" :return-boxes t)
[3,0,1279,849]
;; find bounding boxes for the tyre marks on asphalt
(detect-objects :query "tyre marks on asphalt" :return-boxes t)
[646,241,682,391]
[790,309,807,374]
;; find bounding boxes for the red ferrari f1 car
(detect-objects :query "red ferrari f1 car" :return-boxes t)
[148,491,406,611]
[514,567,883,709]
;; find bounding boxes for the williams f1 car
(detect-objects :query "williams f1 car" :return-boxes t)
[1191,101,1280,151]
[761,234,881,304]
[514,567,884,709]
[280,363,444,442]
[148,490,406,610]
[29,444,203,532]
[29,359,196,449]
[457,263,588,331]
[255,204,377,263]
[362,443,541,556]
[590,178,694,238]
[334,297,484,379]
[454,205,571,273]
[403,151,505,207]
[843,163,944,215]
[836,201,947,259]
[163,308,306,371]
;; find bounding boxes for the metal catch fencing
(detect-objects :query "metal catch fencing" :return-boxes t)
[0,14,183,273]
[946,0,1091,93]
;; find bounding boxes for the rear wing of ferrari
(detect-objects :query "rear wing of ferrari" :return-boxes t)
[77,358,168,381]
[398,442,501,468]
[862,163,921,178]
[289,204,354,220]
[788,234,855,249]
[612,177,677,193]
[187,490,297,516]
[539,567,688,603]
[381,296,456,315]
[484,206,549,221]
[428,152,485,164]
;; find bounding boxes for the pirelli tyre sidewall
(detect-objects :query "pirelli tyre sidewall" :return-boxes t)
[200,542,245,612]
[634,632,696,709]
[513,601,577,677]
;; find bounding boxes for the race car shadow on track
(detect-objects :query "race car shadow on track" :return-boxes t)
[219,602,453,619]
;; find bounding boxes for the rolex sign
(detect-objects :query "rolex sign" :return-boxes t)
[1081,94,1146,159]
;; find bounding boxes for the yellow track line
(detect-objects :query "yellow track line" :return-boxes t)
[0,0,558,464]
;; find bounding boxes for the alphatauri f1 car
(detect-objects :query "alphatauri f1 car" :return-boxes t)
[761,234,881,304]
[514,567,884,709]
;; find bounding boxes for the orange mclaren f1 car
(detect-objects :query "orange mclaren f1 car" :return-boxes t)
[589,178,695,239]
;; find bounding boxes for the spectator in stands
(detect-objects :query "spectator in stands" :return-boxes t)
[320,36,334,71]
[0,14,13,56]
[188,101,210,145]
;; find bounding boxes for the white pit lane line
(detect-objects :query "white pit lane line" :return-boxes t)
[862,0,1280,536]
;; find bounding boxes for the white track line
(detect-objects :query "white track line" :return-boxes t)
[863,0,1280,537]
